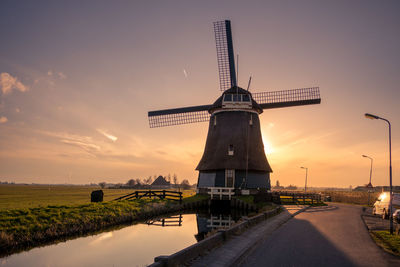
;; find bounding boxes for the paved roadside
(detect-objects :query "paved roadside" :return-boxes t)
[189,205,308,267]
[240,203,400,267]
[361,207,399,231]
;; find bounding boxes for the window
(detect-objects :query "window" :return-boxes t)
[228,144,234,156]
[214,115,217,126]
[242,94,250,102]
[233,94,240,102]
[224,94,232,102]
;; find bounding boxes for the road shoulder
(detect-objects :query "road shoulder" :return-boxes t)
[361,208,400,257]
[189,205,308,267]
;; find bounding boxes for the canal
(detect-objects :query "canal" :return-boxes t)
[1,210,246,267]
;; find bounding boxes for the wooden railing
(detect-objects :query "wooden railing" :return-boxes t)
[114,190,182,203]
[271,191,322,205]
[146,214,183,227]
[207,187,235,200]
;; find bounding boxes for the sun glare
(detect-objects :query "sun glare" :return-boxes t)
[262,134,274,155]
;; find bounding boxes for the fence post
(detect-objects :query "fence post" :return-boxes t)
[163,190,166,199]
[179,192,182,204]
[136,191,138,199]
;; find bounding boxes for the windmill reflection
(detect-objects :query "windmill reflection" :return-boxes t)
[144,209,248,242]
[195,209,248,242]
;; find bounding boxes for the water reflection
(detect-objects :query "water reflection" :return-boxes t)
[196,209,247,242]
[146,214,183,227]
[1,210,247,267]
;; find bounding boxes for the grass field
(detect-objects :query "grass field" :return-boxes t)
[320,190,380,206]
[0,184,195,210]
[0,184,196,255]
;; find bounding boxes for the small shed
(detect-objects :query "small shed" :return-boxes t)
[151,176,171,189]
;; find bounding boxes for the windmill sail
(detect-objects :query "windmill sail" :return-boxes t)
[252,87,321,110]
[214,20,236,91]
[148,105,211,128]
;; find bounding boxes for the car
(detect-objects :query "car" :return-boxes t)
[373,192,400,219]
[393,209,400,223]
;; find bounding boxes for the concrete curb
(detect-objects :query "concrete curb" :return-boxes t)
[150,207,281,267]
[150,205,310,267]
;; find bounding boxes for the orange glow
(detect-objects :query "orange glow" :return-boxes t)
[0,2,399,187]
[378,192,388,201]
[262,133,274,156]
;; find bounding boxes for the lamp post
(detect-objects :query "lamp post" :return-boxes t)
[362,154,373,205]
[300,167,308,193]
[364,113,393,234]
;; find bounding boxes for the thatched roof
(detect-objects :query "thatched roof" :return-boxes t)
[196,111,272,172]
[152,176,170,186]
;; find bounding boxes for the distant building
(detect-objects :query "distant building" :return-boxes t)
[151,176,171,189]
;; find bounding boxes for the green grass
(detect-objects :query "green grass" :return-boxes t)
[0,184,132,210]
[371,231,400,256]
[0,201,139,234]
[0,184,196,210]
[0,185,196,255]
[0,199,183,256]
[182,193,209,204]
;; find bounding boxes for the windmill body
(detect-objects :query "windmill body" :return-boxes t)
[148,20,321,195]
[196,87,272,192]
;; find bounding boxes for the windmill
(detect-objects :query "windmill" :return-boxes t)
[148,20,321,195]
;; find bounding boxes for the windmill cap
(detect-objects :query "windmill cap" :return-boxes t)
[209,86,263,114]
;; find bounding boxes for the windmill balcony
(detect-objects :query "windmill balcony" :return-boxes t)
[207,187,235,200]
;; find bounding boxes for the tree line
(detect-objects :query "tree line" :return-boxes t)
[98,173,193,190]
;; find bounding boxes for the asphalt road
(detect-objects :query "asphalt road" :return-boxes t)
[240,203,400,267]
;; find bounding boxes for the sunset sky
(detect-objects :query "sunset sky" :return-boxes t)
[0,0,399,187]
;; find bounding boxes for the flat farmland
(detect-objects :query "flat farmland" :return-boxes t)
[0,184,196,210]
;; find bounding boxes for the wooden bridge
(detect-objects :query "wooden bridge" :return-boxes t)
[272,191,322,205]
[114,190,183,203]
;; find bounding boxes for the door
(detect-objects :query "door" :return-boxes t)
[225,169,235,188]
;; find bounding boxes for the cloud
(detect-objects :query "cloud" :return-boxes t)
[47,70,66,80]
[0,116,7,123]
[41,131,101,154]
[97,129,118,142]
[0,73,29,95]
[58,72,67,79]
[61,139,101,154]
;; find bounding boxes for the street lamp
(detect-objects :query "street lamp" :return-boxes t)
[362,154,373,205]
[362,155,373,187]
[300,167,308,193]
[364,113,393,234]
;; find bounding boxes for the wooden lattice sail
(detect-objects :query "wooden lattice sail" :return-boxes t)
[147,20,321,194]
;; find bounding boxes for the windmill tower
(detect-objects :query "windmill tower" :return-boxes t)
[148,20,321,195]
